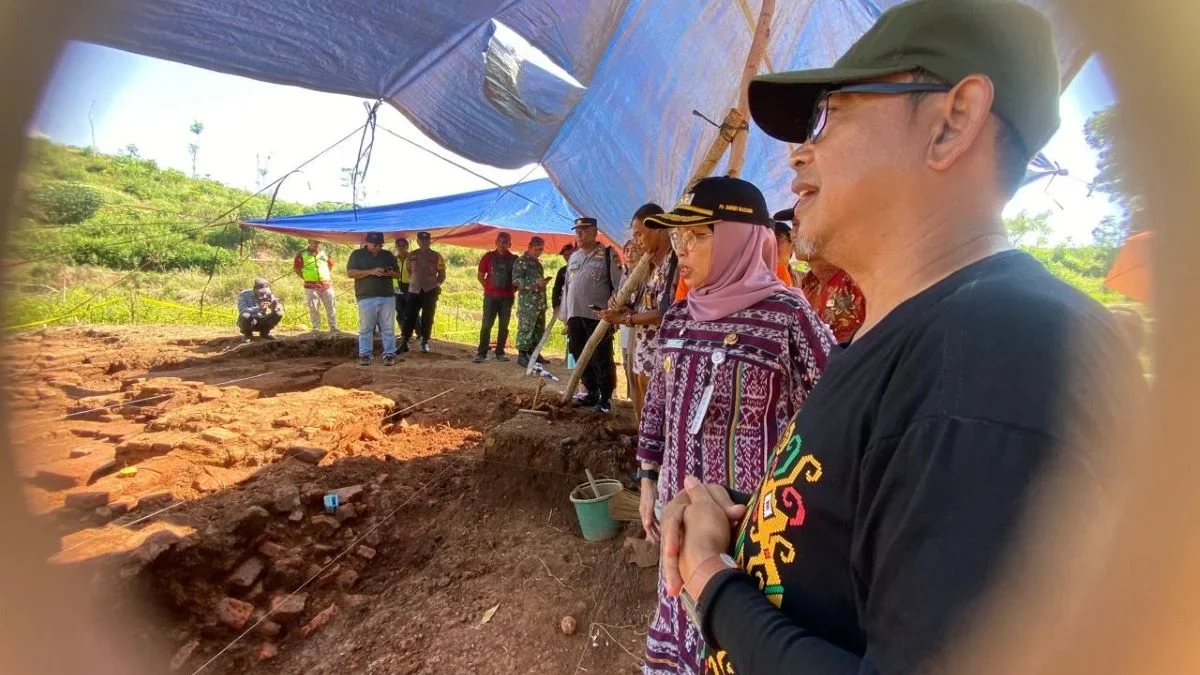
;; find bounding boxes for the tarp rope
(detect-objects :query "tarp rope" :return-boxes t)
[350,100,382,221]
[5,124,368,271]
[5,124,369,330]
[376,124,574,223]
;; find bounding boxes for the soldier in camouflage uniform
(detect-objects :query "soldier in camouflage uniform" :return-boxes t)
[512,236,549,367]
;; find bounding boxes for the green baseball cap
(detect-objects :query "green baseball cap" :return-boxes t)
[748,0,1061,162]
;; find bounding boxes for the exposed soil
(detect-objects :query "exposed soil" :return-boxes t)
[7,325,655,675]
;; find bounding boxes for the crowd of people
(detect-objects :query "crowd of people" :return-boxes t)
[225,3,1144,674]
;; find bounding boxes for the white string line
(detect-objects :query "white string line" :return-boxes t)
[12,372,270,430]
[574,551,627,673]
[192,444,607,674]
[380,376,485,423]
[55,499,187,557]
[588,623,643,663]
[189,453,463,675]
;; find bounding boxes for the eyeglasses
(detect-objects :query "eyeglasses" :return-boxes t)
[807,82,953,142]
[669,229,714,253]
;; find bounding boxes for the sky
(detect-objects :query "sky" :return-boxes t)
[31,41,1118,244]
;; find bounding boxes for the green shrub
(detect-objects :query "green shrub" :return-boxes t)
[25,182,103,224]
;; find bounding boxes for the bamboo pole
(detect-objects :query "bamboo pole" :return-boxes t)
[729,0,776,177]
[559,254,652,404]
[560,0,777,404]
[526,312,558,375]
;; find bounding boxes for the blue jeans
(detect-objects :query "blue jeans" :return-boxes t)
[356,296,396,356]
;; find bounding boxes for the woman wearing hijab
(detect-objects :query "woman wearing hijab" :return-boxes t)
[636,177,833,675]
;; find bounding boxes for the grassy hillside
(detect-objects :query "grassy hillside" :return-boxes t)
[5,139,1131,350]
[6,139,571,352]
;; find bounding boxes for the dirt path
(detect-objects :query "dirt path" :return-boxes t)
[8,325,655,674]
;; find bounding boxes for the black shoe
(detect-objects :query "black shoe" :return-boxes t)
[358,354,373,367]
[240,335,252,344]
[593,400,612,415]
[494,352,510,362]
[472,354,487,364]
[572,393,598,408]
[382,354,397,366]
[398,338,410,353]
[420,341,431,354]
[516,354,530,368]
[535,354,549,365]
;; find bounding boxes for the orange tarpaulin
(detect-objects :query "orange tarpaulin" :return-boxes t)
[1105,230,1152,304]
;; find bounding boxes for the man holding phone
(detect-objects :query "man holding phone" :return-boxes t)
[512,235,549,367]
[562,217,622,414]
[346,232,400,366]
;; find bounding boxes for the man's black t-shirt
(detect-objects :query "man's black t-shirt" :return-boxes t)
[347,248,399,300]
[700,250,1141,675]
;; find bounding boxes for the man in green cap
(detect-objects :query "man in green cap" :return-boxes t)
[655,2,1142,674]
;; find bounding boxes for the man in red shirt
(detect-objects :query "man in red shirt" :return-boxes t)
[474,231,518,363]
[776,207,866,343]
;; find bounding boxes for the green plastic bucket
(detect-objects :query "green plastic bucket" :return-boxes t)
[569,478,623,541]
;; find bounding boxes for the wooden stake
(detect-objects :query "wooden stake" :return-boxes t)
[562,0,777,398]
[526,312,558,376]
[559,255,651,404]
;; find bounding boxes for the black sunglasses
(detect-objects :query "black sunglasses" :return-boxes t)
[807,82,954,142]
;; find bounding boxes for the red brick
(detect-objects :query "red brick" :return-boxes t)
[269,593,307,624]
[214,597,254,630]
[227,557,265,588]
[258,541,284,558]
[298,604,337,638]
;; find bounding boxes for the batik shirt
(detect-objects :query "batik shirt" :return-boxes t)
[632,256,676,377]
[636,290,833,675]
[800,267,866,344]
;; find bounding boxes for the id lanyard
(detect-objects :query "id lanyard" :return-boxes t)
[686,349,726,435]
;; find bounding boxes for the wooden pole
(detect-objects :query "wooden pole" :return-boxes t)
[526,312,558,375]
[560,0,777,404]
[559,254,651,404]
[728,0,776,177]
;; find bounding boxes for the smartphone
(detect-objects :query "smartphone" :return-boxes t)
[588,304,604,312]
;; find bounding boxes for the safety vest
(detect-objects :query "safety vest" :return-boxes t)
[392,254,410,288]
[300,250,331,283]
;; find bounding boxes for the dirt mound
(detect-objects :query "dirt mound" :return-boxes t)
[483,408,639,495]
[10,325,655,674]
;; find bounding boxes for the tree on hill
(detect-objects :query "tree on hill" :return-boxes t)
[188,120,204,178]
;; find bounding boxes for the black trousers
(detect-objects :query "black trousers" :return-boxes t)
[238,313,281,337]
[402,287,439,342]
[567,317,615,401]
[477,295,514,356]
[394,282,409,330]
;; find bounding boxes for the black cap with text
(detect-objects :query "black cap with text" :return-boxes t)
[645,176,772,229]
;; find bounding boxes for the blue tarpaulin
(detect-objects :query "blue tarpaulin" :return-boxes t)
[79,0,1086,244]
[243,178,599,251]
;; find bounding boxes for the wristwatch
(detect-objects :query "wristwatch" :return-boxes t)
[634,468,659,482]
[680,553,737,628]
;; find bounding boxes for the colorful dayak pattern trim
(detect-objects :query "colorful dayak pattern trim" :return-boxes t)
[704,422,826,675]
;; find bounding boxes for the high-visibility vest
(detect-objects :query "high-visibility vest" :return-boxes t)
[392,254,410,289]
[300,250,331,283]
